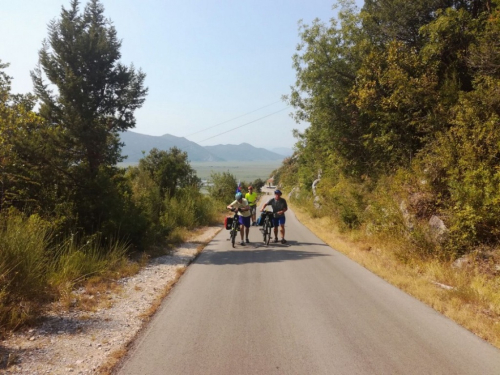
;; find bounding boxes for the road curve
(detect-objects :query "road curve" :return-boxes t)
[116,188,500,375]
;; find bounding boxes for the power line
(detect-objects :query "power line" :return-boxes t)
[197,107,290,143]
[184,100,282,137]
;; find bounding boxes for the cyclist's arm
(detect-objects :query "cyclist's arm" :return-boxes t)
[278,201,288,215]
[227,201,237,211]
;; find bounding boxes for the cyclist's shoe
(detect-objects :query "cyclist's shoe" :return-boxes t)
[281,239,287,244]
[245,238,249,243]
[274,238,279,243]
[240,241,245,246]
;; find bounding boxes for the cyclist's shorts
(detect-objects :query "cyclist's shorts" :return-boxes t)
[249,205,257,215]
[273,216,286,226]
[238,215,251,228]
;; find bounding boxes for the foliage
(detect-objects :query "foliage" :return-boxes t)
[138,147,200,200]
[207,171,238,203]
[250,178,266,194]
[161,186,219,233]
[0,209,131,333]
[283,0,500,256]
[28,0,147,234]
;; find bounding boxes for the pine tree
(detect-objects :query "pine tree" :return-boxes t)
[30,0,148,233]
[31,0,147,178]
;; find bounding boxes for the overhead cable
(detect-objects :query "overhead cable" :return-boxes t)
[184,100,282,137]
[197,107,289,143]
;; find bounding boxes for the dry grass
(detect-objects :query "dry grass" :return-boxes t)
[97,348,127,375]
[291,204,500,349]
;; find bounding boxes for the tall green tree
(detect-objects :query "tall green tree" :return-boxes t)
[287,0,369,181]
[31,0,147,178]
[29,0,147,233]
[361,0,455,48]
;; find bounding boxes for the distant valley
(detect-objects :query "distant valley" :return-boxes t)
[120,131,293,162]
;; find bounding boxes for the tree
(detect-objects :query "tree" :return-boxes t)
[361,0,455,48]
[31,0,147,178]
[0,61,62,214]
[28,0,147,233]
[286,1,370,178]
[207,172,238,203]
[139,147,201,200]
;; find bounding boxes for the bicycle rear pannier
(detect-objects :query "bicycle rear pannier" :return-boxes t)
[224,216,233,230]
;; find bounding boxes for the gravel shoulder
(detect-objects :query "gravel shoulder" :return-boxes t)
[0,226,222,375]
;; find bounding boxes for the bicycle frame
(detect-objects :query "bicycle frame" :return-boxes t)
[261,211,274,246]
[228,210,240,248]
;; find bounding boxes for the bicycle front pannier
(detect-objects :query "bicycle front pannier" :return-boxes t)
[257,213,264,226]
[224,216,233,230]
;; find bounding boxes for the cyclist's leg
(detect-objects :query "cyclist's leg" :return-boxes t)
[279,216,286,243]
[241,216,251,242]
[273,217,279,241]
[238,216,245,242]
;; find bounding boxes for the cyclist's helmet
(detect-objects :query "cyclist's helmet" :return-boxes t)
[274,189,282,195]
[235,192,243,200]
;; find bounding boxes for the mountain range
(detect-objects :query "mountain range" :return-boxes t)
[119,131,292,162]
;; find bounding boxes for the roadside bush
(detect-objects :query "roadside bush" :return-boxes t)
[161,186,220,235]
[251,178,266,194]
[0,211,52,331]
[126,166,166,246]
[318,177,366,230]
[48,233,129,299]
[207,171,238,202]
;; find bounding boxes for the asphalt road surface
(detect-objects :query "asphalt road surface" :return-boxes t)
[117,188,500,375]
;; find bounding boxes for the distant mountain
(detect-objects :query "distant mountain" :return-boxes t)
[205,143,284,162]
[120,131,223,162]
[271,147,294,157]
[119,131,285,162]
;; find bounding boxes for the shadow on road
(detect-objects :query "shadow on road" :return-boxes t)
[196,246,330,266]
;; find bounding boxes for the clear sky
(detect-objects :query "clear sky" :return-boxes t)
[1,0,364,150]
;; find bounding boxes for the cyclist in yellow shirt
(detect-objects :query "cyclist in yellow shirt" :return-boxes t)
[245,186,258,226]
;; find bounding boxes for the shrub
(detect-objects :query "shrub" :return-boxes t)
[48,233,129,297]
[0,211,52,331]
[161,186,220,236]
[207,171,238,202]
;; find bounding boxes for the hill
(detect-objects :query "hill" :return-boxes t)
[120,131,285,162]
[120,131,222,162]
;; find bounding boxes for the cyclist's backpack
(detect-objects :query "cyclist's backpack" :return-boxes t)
[224,216,233,230]
[257,212,265,226]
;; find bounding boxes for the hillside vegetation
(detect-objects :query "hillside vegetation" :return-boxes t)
[273,0,500,344]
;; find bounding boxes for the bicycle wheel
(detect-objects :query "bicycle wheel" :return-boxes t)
[262,219,268,244]
[265,220,272,246]
[230,225,237,248]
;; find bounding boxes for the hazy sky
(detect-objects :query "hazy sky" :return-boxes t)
[1,0,364,149]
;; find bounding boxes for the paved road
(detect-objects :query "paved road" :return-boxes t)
[117,188,500,374]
